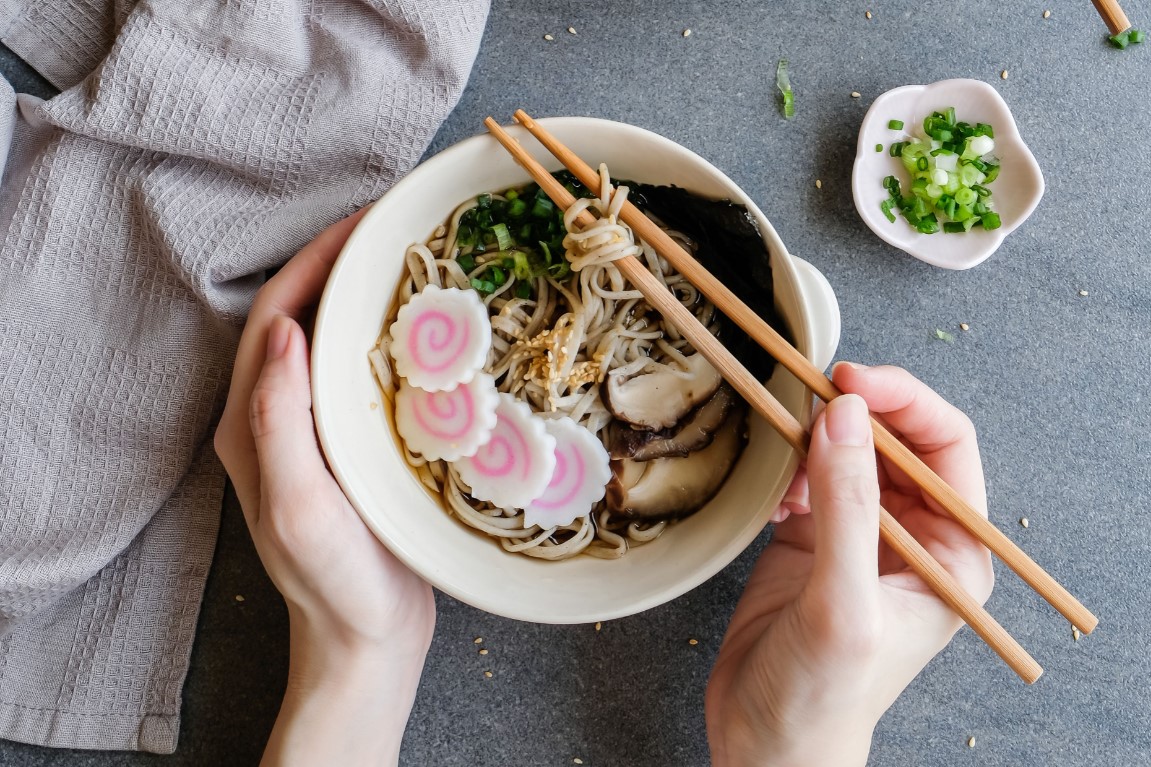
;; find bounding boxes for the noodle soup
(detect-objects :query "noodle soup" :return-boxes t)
[371,168,790,561]
[312,116,834,622]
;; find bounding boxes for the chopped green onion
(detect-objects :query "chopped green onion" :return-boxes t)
[476,193,492,208]
[530,197,555,218]
[1110,29,1132,48]
[491,223,513,251]
[457,254,476,273]
[880,199,897,223]
[880,107,1001,235]
[888,119,905,130]
[776,59,795,118]
[876,143,883,152]
[514,280,532,299]
[507,198,527,217]
[489,265,506,284]
[470,277,496,294]
[916,214,940,234]
[934,328,955,342]
[1131,28,1146,43]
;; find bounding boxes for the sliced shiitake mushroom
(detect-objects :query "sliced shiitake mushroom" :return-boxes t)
[605,401,748,521]
[602,353,721,431]
[610,383,738,461]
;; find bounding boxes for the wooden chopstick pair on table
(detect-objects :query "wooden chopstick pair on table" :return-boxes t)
[483,110,1099,684]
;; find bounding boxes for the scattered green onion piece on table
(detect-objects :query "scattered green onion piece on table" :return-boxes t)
[1110,29,1131,48]
[934,329,955,342]
[776,59,795,118]
[1130,29,1146,43]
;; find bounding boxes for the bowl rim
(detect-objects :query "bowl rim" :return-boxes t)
[312,116,823,623]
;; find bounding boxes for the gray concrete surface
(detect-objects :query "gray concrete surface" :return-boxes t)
[2,1,1150,764]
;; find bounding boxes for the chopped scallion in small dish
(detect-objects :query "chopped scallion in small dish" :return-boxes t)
[851,78,1044,270]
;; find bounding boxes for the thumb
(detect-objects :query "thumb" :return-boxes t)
[806,394,881,592]
[249,315,326,513]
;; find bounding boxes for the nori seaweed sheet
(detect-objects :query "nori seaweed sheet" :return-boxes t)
[628,184,793,383]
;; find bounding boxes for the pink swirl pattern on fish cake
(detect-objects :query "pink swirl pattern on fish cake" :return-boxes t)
[394,374,498,462]
[456,394,555,509]
[524,418,611,529]
[388,285,491,391]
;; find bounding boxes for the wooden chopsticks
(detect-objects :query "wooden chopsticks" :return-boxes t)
[1092,0,1132,35]
[508,109,1099,639]
[483,116,1045,684]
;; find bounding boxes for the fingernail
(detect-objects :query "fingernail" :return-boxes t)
[769,507,786,524]
[266,316,292,360]
[833,360,867,373]
[825,394,871,446]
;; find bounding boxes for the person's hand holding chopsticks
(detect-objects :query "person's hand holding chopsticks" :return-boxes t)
[704,363,994,767]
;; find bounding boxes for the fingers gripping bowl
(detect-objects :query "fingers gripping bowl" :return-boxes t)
[312,117,840,623]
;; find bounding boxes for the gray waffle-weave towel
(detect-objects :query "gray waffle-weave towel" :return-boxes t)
[0,0,487,753]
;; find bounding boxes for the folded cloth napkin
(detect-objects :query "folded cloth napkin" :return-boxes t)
[0,0,487,753]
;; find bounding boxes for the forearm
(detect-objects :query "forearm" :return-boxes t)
[262,618,431,767]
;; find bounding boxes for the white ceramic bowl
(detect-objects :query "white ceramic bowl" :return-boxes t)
[312,117,840,624]
[852,78,1044,270]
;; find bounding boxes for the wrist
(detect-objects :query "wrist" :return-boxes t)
[714,722,874,767]
[261,610,433,767]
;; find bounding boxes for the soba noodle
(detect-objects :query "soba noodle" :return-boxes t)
[371,166,725,560]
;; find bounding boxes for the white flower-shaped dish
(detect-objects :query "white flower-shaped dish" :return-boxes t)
[851,78,1044,270]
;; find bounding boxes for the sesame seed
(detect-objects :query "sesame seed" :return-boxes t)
[850,91,861,99]
[594,621,602,631]
[866,10,873,19]
[959,322,970,331]
[688,638,699,646]
[474,637,483,644]
[968,736,976,748]
[567,26,577,34]
[1043,9,1051,18]
[1079,289,1089,296]
[369,401,378,409]
[234,594,245,602]
[483,670,493,678]
[682,28,692,37]
[544,33,554,41]
[479,648,489,655]
[815,179,823,189]
[1000,69,1009,80]
[1072,626,1082,641]
[1020,517,1029,528]
[574,760,584,765]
